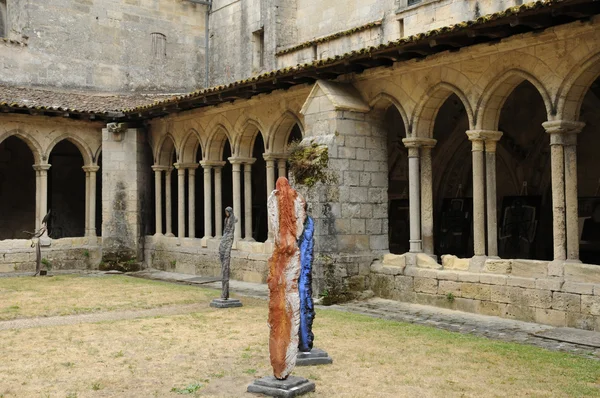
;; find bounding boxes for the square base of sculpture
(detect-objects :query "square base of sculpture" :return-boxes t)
[296,348,333,366]
[247,375,315,397]
[210,298,243,308]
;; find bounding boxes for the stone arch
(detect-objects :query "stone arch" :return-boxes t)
[369,92,410,134]
[93,145,102,165]
[477,69,554,130]
[412,82,474,138]
[155,134,177,166]
[0,129,43,164]
[234,118,266,158]
[46,134,93,166]
[267,111,304,154]
[204,125,232,161]
[179,129,203,164]
[557,52,600,121]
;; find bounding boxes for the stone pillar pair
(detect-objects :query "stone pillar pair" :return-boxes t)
[228,157,256,241]
[199,161,226,240]
[264,154,288,241]
[83,165,100,237]
[33,164,51,234]
[542,121,585,267]
[401,138,436,255]
[465,131,503,258]
[152,165,178,237]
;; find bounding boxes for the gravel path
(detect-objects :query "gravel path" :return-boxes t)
[0,303,206,331]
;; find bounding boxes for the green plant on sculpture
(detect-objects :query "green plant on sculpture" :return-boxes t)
[287,141,337,188]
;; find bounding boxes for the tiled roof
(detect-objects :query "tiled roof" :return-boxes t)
[0,84,177,115]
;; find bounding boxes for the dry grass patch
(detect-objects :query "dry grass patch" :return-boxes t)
[0,275,599,397]
[0,275,215,320]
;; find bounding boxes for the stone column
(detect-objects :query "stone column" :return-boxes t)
[201,162,213,239]
[165,167,174,237]
[33,164,51,233]
[34,166,41,230]
[264,155,277,242]
[214,163,225,237]
[83,165,100,237]
[481,131,503,258]
[278,158,287,179]
[419,140,436,256]
[151,165,165,235]
[244,160,256,241]
[187,165,199,238]
[466,131,486,257]
[543,121,585,263]
[230,160,243,241]
[175,164,186,238]
[402,139,422,253]
[84,170,90,235]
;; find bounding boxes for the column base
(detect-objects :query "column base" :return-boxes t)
[210,298,243,308]
[549,259,566,277]
[165,233,175,238]
[243,237,256,242]
[247,376,315,398]
[468,256,487,272]
[296,348,333,366]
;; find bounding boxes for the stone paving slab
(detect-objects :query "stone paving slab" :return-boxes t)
[534,328,600,348]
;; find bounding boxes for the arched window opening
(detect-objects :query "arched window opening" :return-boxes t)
[384,107,409,255]
[497,81,552,261]
[432,94,472,259]
[0,136,35,240]
[220,141,233,234]
[48,140,85,238]
[577,76,600,265]
[0,1,7,39]
[252,134,268,242]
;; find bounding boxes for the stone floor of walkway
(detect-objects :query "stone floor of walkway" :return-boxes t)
[3,269,600,359]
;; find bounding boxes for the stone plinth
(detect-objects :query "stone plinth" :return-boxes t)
[296,348,333,366]
[210,298,243,308]
[247,376,315,397]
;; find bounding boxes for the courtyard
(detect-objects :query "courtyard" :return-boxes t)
[1,274,599,397]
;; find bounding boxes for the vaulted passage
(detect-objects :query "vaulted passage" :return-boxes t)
[0,136,35,239]
[432,94,472,259]
[385,106,409,255]
[497,81,552,261]
[578,76,600,265]
[48,140,85,238]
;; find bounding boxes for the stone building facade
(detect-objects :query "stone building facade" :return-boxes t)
[2,0,600,330]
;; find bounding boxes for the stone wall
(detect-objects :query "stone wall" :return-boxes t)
[369,254,600,330]
[144,236,270,283]
[0,0,206,91]
[0,237,102,272]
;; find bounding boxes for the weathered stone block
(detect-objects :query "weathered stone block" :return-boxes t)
[535,278,563,291]
[479,301,507,317]
[394,275,413,292]
[441,255,470,271]
[479,274,508,286]
[370,274,393,298]
[506,276,536,289]
[560,282,593,295]
[519,289,552,309]
[535,309,567,327]
[566,313,595,331]
[414,277,438,294]
[382,253,406,267]
[454,298,480,313]
[438,281,461,297]
[505,304,536,322]
[552,292,581,312]
[379,265,405,276]
[490,285,511,304]
[460,283,491,301]
[511,259,548,278]
[565,262,600,283]
[436,271,459,281]
[483,259,512,274]
[416,253,441,269]
[415,293,454,309]
[581,295,600,316]
[457,272,480,283]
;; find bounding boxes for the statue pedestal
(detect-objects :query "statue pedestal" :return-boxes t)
[247,375,315,397]
[296,348,333,366]
[210,298,243,308]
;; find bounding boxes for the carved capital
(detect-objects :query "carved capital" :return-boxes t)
[543,120,585,147]
[402,137,437,149]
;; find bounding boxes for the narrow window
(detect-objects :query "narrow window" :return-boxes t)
[151,32,167,60]
[398,18,405,38]
[253,29,265,71]
[407,0,422,6]
[0,1,7,38]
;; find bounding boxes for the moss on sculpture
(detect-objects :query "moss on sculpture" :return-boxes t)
[287,142,336,188]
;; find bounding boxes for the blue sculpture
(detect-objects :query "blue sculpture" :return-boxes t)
[298,215,315,352]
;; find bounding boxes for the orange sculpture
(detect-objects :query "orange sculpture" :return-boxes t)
[267,177,307,380]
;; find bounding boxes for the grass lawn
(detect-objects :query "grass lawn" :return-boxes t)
[1,275,599,397]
